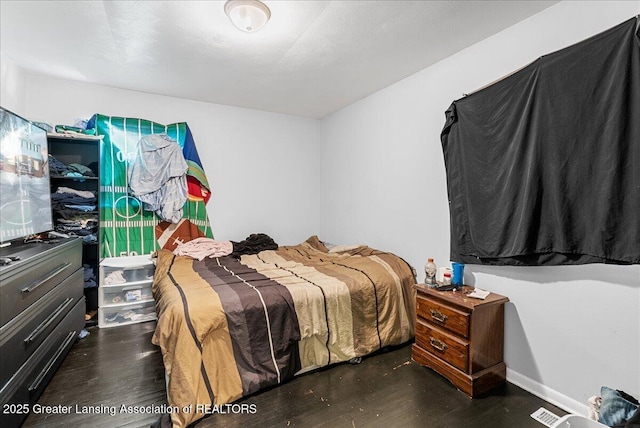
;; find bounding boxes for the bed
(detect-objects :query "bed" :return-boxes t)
[151,235,416,427]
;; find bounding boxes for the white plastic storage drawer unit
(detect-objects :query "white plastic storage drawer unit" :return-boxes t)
[98,255,156,328]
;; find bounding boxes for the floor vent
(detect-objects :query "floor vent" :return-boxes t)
[531,407,561,427]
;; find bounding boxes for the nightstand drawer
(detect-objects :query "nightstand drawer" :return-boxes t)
[416,294,470,339]
[415,319,468,373]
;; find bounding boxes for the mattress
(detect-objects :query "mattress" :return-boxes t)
[152,236,416,427]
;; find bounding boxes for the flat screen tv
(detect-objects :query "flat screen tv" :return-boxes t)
[0,107,53,246]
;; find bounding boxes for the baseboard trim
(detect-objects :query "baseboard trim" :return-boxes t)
[507,368,590,416]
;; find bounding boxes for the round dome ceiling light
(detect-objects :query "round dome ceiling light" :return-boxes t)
[224,0,271,33]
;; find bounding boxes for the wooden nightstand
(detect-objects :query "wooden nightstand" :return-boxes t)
[411,284,509,397]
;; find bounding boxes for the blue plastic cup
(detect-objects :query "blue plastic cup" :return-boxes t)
[451,262,465,288]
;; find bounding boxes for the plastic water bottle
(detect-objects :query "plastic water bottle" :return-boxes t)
[425,258,437,286]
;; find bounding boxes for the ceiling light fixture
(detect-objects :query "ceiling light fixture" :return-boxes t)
[224,0,271,33]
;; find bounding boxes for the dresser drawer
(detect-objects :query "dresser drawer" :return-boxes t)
[0,239,82,327]
[0,297,84,427]
[0,268,83,387]
[416,294,470,339]
[415,319,468,373]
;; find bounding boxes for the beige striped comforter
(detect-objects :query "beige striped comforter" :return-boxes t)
[152,236,416,427]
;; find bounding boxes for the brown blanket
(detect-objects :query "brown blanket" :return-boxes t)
[152,236,416,427]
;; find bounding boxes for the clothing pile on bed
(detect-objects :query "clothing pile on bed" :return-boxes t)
[172,233,278,260]
[172,237,233,260]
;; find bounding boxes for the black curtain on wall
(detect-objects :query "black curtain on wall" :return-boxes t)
[440,17,640,266]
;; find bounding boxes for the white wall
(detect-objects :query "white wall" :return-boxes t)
[0,51,27,114]
[21,75,321,246]
[319,0,640,415]
[2,0,638,416]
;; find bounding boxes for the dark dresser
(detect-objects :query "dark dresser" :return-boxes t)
[0,238,85,426]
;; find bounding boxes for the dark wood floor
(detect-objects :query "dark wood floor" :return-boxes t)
[23,322,566,428]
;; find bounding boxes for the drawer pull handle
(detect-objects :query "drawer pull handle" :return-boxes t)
[24,298,74,345]
[21,263,71,294]
[430,309,448,323]
[28,330,77,393]
[429,337,448,352]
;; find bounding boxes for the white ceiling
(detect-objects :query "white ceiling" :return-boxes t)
[0,0,559,119]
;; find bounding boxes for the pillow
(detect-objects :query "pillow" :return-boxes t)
[598,386,639,427]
